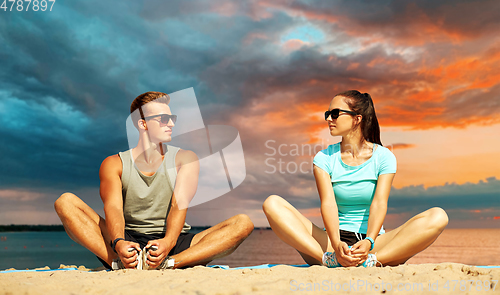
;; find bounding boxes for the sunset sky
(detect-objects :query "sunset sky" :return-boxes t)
[0,0,499,229]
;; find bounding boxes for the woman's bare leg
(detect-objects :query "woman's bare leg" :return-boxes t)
[263,195,332,265]
[371,207,448,266]
[54,192,116,265]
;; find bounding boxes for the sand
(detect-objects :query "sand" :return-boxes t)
[1,263,499,294]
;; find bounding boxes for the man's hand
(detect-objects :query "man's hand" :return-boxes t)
[350,239,371,265]
[334,241,361,267]
[115,240,141,269]
[144,238,176,268]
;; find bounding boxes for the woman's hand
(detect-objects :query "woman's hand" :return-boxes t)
[349,239,371,265]
[334,241,361,267]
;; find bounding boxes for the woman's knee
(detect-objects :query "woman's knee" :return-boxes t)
[262,195,285,215]
[427,207,448,230]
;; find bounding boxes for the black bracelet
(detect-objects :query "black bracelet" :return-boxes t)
[111,238,125,253]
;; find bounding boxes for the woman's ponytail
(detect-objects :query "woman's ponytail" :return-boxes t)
[335,90,382,146]
[362,93,382,145]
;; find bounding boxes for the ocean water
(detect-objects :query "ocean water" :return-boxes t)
[1,228,499,270]
[0,232,100,270]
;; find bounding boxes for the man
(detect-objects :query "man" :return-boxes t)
[55,91,253,270]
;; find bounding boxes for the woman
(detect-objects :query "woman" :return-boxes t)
[263,90,448,267]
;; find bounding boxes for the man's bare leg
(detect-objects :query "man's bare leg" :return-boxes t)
[54,192,117,266]
[170,214,254,268]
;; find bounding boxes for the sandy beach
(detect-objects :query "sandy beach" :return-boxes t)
[1,263,499,295]
[2,229,500,294]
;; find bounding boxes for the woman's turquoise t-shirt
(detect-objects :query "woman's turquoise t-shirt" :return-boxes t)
[313,142,397,235]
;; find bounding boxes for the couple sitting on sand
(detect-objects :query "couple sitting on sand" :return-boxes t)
[55,90,448,270]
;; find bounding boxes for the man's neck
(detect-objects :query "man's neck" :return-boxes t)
[133,140,164,165]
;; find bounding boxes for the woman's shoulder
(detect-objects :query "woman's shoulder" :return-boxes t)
[313,143,340,174]
[316,142,341,157]
[374,144,396,159]
[374,144,397,173]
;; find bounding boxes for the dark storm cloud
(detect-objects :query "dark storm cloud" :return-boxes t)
[0,1,234,190]
[388,177,500,218]
[0,13,132,115]
[0,96,127,189]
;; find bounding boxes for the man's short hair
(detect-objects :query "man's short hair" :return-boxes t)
[130,91,171,128]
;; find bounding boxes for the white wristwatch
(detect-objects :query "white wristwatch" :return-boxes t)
[164,257,175,269]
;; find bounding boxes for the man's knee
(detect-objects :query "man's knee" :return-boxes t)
[262,194,284,215]
[54,192,77,215]
[233,214,254,237]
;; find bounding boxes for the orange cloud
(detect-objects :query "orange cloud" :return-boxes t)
[366,48,500,129]
[419,53,500,91]
[248,47,498,131]
[386,143,416,150]
[282,39,308,51]
[234,4,500,130]
[346,63,360,70]
[300,207,321,218]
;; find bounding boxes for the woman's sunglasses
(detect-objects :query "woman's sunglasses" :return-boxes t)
[143,114,177,124]
[324,109,357,120]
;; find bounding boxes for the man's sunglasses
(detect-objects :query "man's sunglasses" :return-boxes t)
[324,109,357,120]
[143,114,177,124]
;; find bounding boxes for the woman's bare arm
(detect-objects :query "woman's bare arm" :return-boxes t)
[314,165,359,266]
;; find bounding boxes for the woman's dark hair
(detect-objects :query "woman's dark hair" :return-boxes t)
[336,90,382,146]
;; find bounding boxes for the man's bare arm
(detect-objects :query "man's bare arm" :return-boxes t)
[99,155,140,267]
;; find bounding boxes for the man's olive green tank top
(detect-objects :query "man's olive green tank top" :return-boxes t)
[119,145,191,235]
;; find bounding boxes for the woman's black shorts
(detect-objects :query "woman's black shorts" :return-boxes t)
[339,229,367,246]
[322,228,378,246]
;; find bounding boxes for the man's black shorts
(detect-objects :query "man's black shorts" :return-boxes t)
[98,230,196,269]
